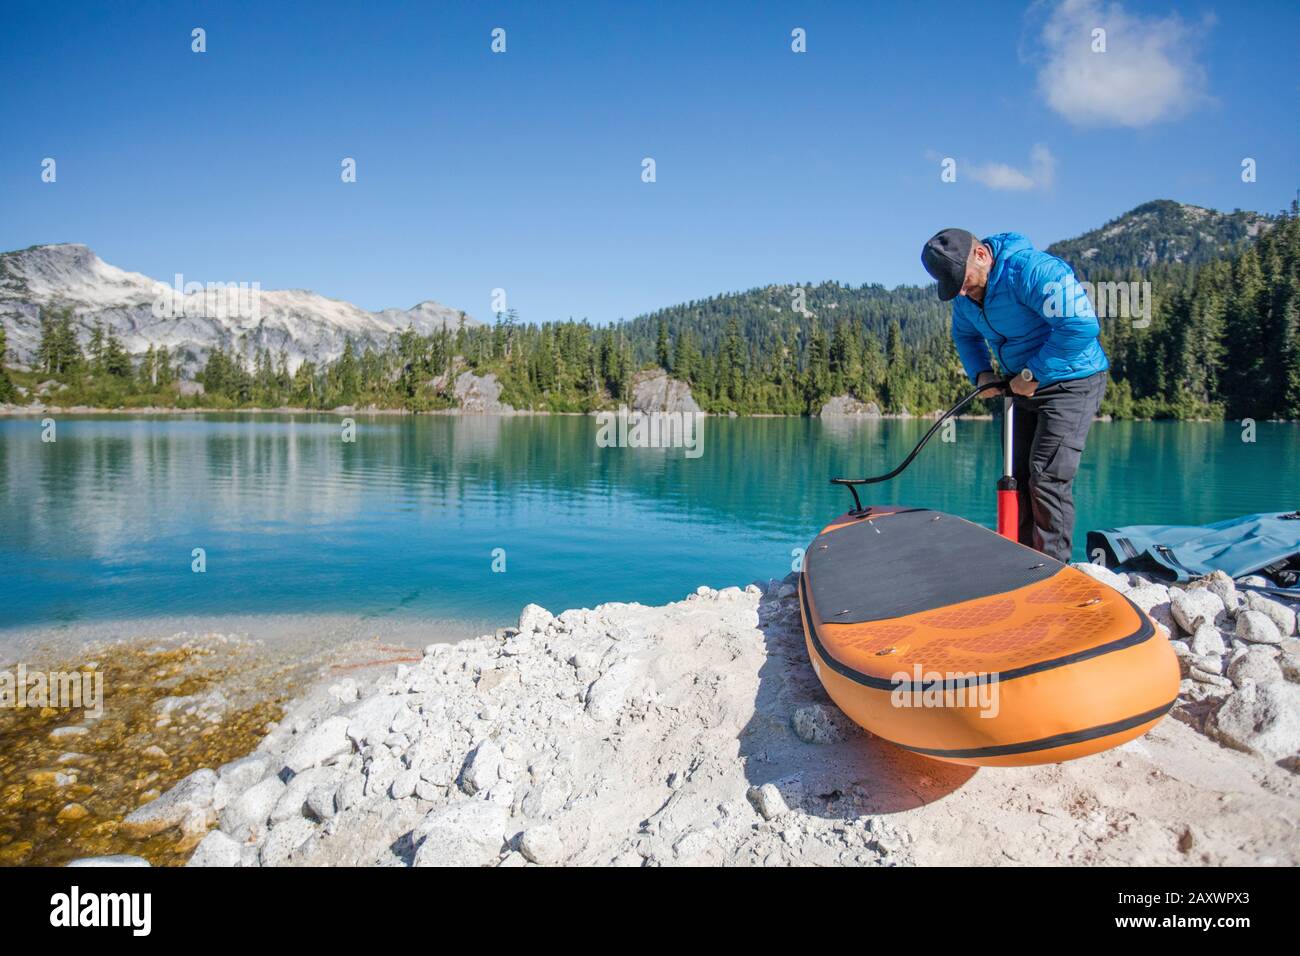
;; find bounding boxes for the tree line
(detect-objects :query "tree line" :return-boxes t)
[4,204,1297,419]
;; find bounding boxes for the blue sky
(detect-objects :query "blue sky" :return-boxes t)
[1,0,1297,324]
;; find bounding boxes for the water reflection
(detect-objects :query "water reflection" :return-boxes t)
[0,414,1293,631]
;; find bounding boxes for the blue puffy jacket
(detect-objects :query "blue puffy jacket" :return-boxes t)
[951,232,1109,386]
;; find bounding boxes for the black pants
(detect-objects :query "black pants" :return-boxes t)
[1010,371,1106,563]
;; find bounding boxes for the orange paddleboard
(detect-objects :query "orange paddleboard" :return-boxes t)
[799,507,1179,767]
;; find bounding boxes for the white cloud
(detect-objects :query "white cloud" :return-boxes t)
[1031,0,1211,127]
[967,144,1057,191]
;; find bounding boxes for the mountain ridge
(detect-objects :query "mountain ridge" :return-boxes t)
[0,243,476,374]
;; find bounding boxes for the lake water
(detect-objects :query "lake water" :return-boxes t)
[1,413,1295,634]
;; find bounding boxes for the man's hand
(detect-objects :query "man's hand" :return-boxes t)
[1010,371,1038,397]
[975,371,1002,398]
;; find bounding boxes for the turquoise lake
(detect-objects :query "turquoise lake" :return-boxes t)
[1,413,1295,632]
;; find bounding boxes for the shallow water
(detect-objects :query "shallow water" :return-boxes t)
[1,413,1295,635]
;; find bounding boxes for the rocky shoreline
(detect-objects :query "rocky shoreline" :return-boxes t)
[68,569,1300,867]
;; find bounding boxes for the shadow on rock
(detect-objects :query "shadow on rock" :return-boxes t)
[739,579,976,821]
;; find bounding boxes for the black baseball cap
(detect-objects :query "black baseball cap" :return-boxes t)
[921,228,977,301]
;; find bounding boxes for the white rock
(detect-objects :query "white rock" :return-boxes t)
[152,689,229,726]
[1188,623,1228,658]
[66,855,151,867]
[1190,667,1232,687]
[412,801,508,867]
[459,739,510,796]
[305,784,338,821]
[1235,609,1283,646]
[1128,584,1174,632]
[1071,562,1130,592]
[259,817,317,867]
[585,658,644,721]
[1227,647,1284,688]
[1244,591,1297,636]
[390,769,419,800]
[335,774,365,813]
[518,604,555,634]
[1190,655,1223,676]
[219,775,285,836]
[747,783,789,821]
[121,768,219,837]
[1208,680,1300,759]
[1200,571,1239,610]
[187,829,243,867]
[270,767,338,824]
[792,703,856,744]
[518,825,564,865]
[284,715,353,772]
[217,755,269,795]
[49,725,89,740]
[1170,588,1225,634]
[327,679,360,703]
[344,694,409,749]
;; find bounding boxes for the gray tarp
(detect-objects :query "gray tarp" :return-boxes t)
[1086,511,1300,589]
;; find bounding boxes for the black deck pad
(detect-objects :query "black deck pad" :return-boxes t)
[805,509,1063,624]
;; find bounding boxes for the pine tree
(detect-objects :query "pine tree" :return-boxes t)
[656,319,670,370]
[0,322,15,402]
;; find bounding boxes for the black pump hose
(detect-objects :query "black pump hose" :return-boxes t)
[831,378,1010,513]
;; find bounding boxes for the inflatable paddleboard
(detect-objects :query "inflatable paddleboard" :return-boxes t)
[799,507,1179,767]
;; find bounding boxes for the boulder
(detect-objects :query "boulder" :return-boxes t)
[187,829,243,867]
[1227,647,1284,689]
[412,801,509,867]
[818,395,881,418]
[1199,570,1240,610]
[1127,584,1174,633]
[453,371,515,414]
[217,755,269,794]
[270,767,339,824]
[1188,623,1228,659]
[746,783,790,821]
[1244,591,1297,637]
[630,369,701,415]
[1207,680,1300,760]
[1169,588,1225,634]
[459,739,512,796]
[517,603,555,635]
[120,768,219,838]
[284,715,353,772]
[219,775,285,836]
[518,825,564,865]
[259,818,317,867]
[343,694,410,749]
[1235,610,1283,646]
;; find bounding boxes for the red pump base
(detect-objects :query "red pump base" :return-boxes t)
[996,482,1019,541]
